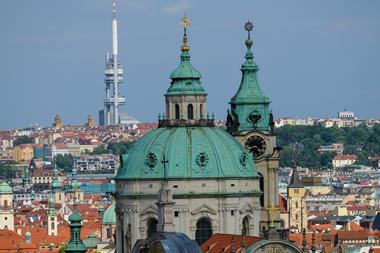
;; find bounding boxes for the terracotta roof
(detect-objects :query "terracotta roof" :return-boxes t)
[337,230,379,241]
[200,233,261,253]
[343,221,364,231]
[0,229,38,252]
[333,155,357,161]
[278,194,288,213]
[347,205,369,211]
[309,222,336,232]
[289,232,325,249]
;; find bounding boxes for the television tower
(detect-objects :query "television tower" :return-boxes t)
[100,0,125,125]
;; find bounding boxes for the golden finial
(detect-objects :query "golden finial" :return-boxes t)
[181,15,190,28]
[180,15,190,52]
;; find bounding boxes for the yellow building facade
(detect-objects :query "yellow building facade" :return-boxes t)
[13,144,34,162]
[287,170,307,232]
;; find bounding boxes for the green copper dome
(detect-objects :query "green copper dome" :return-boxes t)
[116,127,258,180]
[102,203,116,225]
[170,51,201,80]
[166,30,206,96]
[69,211,82,223]
[0,181,12,194]
[83,233,101,249]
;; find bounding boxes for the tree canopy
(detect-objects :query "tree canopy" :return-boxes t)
[276,124,380,169]
[13,135,34,146]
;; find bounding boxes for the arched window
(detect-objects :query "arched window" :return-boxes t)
[3,200,8,209]
[258,173,264,207]
[175,104,180,120]
[106,227,112,238]
[187,104,193,120]
[51,222,55,230]
[200,104,203,119]
[147,218,158,238]
[242,216,249,236]
[195,218,212,245]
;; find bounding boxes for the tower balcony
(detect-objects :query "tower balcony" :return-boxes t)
[104,97,126,105]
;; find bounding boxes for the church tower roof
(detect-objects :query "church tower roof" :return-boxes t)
[66,188,87,253]
[289,169,304,188]
[52,162,62,190]
[227,21,273,133]
[166,16,206,96]
[230,21,269,105]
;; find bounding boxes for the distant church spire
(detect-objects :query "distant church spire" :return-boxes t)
[66,186,87,253]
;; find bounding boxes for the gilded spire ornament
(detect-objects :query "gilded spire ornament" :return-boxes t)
[180,15,190,52]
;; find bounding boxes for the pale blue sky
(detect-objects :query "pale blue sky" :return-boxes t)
[0,0,379,129]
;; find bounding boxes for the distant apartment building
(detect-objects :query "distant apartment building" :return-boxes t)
[338,110,355,120]
[0,149,14,161]
[73,154,116,171]
[45,143,81,160]
[13,144,34,162]
[275,117,315,127]
[332,155,358,169]
[318,143,344,155]
[31,169,53,185]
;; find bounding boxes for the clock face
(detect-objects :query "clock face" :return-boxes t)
[245,135,266,158]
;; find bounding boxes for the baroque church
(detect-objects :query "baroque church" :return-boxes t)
[114,18,284,252]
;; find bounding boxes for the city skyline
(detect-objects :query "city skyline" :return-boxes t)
[0,0,379,129]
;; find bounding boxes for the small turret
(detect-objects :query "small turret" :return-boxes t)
[47,191,57,236]
[52,162,62,190]
[53,114,64,129]
[66,187,87,253]
[25,231,32,244]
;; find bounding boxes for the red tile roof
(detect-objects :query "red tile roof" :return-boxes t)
[333,155,357,161]
[200,234,261,253]
[278,194,288,213]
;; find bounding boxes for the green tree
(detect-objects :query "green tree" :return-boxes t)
[55,154,73,173]
[0,161,17,179]
[13,135,34,146]
[276,124,379,169]
[108,141,134,155]
[91,144,108,155]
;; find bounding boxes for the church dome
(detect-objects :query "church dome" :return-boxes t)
[116,127,258,180]
[0,181,12,194]
[102,203,116,225]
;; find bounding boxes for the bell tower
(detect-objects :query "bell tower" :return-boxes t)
[47,192,58,236]
[0,181,14,231]
[227,21,281,234]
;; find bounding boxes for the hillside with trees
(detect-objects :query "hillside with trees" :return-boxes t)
[276,124,380,169]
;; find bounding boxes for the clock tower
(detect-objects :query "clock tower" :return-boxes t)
[227,21,281,234]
